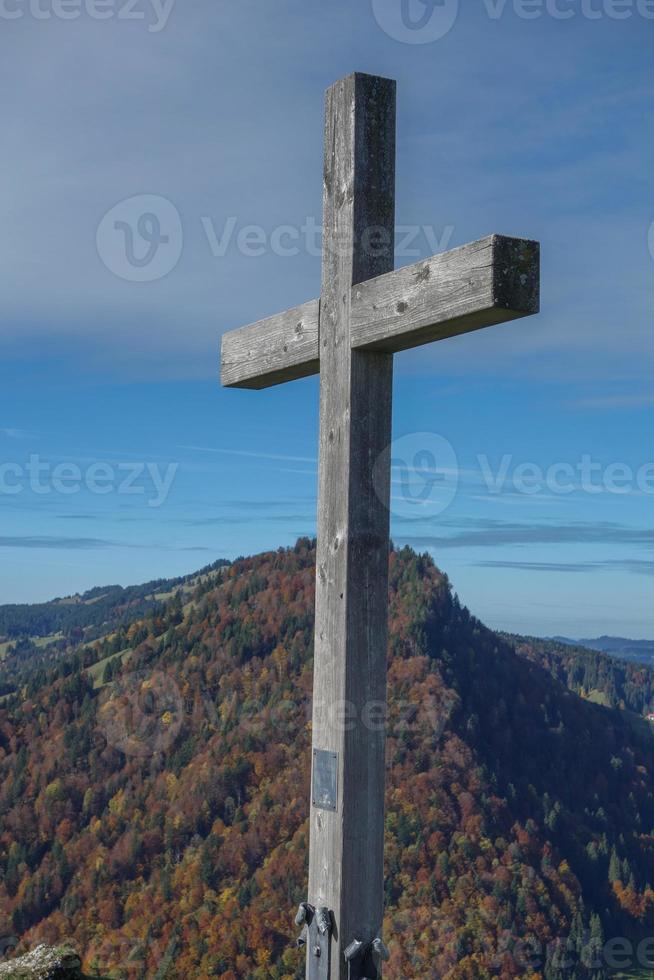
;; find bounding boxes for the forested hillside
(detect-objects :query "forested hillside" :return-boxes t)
[0,562,230,695]
[0,561,230,640]
[555,636,654,668]
[512,635,654,717]
[2,543,654,978]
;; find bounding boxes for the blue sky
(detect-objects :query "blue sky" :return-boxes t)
[1,0,653,637]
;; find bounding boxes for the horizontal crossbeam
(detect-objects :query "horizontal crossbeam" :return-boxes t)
[351,234,539,353]
[220,234,539,389]
[220,299,320,390]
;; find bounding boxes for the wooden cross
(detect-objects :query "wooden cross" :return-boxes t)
[221,72,540,979]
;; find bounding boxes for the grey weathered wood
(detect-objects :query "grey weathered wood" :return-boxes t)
[220,70,542,980]
[308,72,395,980]
[350,234,540,353]
[220,236,538,388]
[221,299,319,389]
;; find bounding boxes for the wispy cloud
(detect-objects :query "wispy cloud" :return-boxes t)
[476,559,654,577]
[398,519,654,550]
[571,393,654,410]
[477,560,597,573]
[0,535,211,552]
[182,514,311,527]
[606,560,654,576]
[0,427,34,440]
[179,445,316,464]
[0,535,117,550]
[212,499,313,510]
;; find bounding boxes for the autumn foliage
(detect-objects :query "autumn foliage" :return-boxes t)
[1,542,654,978]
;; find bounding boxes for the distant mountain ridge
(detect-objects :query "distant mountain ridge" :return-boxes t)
[510,633,654,720]
[0,560,230,640]
[0,561,231,699]
[552,635,654,666]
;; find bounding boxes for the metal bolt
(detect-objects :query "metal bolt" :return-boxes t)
[344,939,364,961]
[372,938,390,961]
[313,946,321,957]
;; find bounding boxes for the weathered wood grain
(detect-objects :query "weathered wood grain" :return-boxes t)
[308,72,395,980]
[219,71,542,980]
[220,299,319,389]
[220,236,539,389]
[350,234,540,353]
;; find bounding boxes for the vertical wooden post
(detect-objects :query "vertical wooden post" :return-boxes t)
[221,68,539,978]
[308,73,396,979]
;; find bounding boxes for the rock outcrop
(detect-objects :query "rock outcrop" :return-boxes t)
[0,946,83,980]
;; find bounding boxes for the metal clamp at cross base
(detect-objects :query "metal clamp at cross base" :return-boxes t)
[296,903,332,980]
[344,937,390,980]
[295,903,389,980]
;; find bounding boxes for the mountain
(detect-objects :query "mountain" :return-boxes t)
[2,542,654,979]
[511,635,654,717]
[0,561,231,640]
[0,561,230,693]
[551,636,654,668]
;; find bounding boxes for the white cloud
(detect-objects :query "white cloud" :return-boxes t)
[0,3,652,386]
[0,427,33,439]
